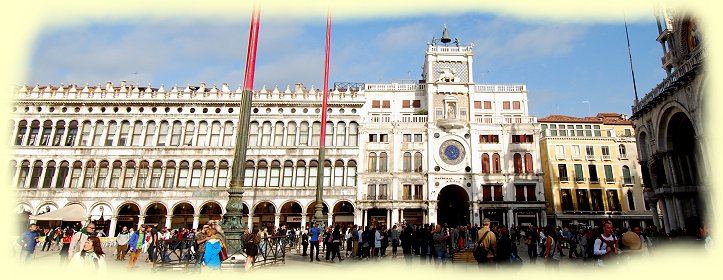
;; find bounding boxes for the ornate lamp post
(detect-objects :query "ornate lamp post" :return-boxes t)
[222,2,261,255]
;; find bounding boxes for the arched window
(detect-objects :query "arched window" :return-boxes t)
[627,189,636,211]
[118,121,130,146]
[79,121,91,146]
[137,161,149,188]
[55,161,69,188]
[197,121,208,146]
[29,160,43,188]
[150,161,163,188]
[346,160,357,187]
[15,120,27,146]
[209,121,221,146]
[105,121,117,146]
[17,160,30,188]
[26,120,40,146]
[492,153,501,173]
[348,122,359,146]
[323,160,332,187]
[66,121,79,146]
[92,121,105,146]
[414,152,423,173]
[308,160,318,187]
[144,121,156,146]
[622,165,632,184]
[269,160,281,187]
[282,160,294,187]
[311,122,321,146]
[403,152,412,172]
[52,120,65,146]
[256,160,268,187]
[82,161,96,188]
[170,121,182,146]
[40,120,52,146]
[619,144,627,158]
[110,161,122,188]
[42,161,56,188]
[165,161,176,188]
[513,153,523,174]
[379,152,388,172]
[274,122,284,146]
[286,122,297,146]
[183,121,195,146]
[69,161,83,188]
[122,161,135,188]
[203,161,216,187]
[222,121,234,146]
[177,161,189,188]
[368,153,378,172]
[325,121,334,146]
[299,121,309,146]
[524,153,534,174]
[295,161,306,187]
[481,153,490,174]
[190,161,202,187]
[249,122,259,146]
[334,160,344,186]
[156,120,169,146]
[131,121,143,146]
[243,160,255,187]
[96,161,109,188]
[217,161,229,188]
[336,122,346,146]
[261,122,272,146]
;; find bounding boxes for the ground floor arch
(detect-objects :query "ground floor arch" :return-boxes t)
[171,202,195,229]
[437,185,470,227]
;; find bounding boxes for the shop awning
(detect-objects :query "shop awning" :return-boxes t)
[31,204,86,221]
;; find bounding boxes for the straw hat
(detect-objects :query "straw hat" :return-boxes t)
[621,231,642,250]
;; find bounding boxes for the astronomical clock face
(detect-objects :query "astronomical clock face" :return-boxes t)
[439,139,465,165]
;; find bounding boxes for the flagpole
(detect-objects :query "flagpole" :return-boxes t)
[314,8,332,229]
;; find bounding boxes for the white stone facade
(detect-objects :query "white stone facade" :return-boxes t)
[12,38,546,235]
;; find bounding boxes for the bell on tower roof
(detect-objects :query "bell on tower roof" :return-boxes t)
[440,24,451,44]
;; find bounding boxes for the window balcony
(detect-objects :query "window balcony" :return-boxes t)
[558,177,569,183]
[619,154,628,160]
[586,155,596,160]
[620,177,634,185]
[601,155,611,161]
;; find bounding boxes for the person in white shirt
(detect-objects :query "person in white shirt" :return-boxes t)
[593,222,618,266]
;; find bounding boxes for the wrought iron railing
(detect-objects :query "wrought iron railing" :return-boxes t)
[151,236,288,270]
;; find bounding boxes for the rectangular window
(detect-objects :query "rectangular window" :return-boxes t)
[372,100,380,108]
[576,125,584,137]
[560,189,574,211]
[515,185,525,201]
[122,167,134,189]
[367,184,376,200]
[414,184,423,200]
[604,165,614,183]
[380,134,389,142]
[574,164,584,182]
[403,184,412,200]
[382,100,390,108]
[607,190,621,211]
[480,135,499,143]
[178,168,189,188]
[295,166,306,187]
[624,129,632,137]
[482,185,492,201]
[414,134,422,142]
[403,134,412,142]
[216,167,227,188]
[268,167,280,187]
[334,165,344,186]
[412,100,421,108]
[584,125,593,137]
[378,184,388,199]
[308,166,317,187]
[588,165,599,183]
[474,101,482,109]
[572,145,581,159]
[402,100,410,108]
[576,189,590,211]
[283,166,293,187]
[346,166,357,187]
[369,134,378,142]
[164,168,175,188]
[601,146,611,160]
[151,168,162,188]
[109,167,121,188]
[558,164,568,181]
[256,167,267,187]
[591,189,604,211]
[493,185,503,201]
[555,145,565,159]
[190,167,201,187]
[243,168,253,188]
[594,125,601,137]
[503,101,510,110]
[525,185,536,201]
[586,145,595,160]
[483,101,492,109]
[512,101,520,109]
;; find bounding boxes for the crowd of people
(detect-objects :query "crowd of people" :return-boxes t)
[16,218,712,271]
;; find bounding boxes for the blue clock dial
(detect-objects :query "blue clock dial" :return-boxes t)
[445,145,460,160]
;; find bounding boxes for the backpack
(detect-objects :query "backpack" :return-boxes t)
[473,231,491,263]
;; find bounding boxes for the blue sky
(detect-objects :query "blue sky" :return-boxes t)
[25,9,665,119]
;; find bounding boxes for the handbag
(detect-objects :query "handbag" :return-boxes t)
[219,246,228,261]
[525,239,531,245]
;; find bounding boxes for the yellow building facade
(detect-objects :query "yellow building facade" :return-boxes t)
[539,113,653,229]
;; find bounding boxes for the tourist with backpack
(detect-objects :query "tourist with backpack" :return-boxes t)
[474,218,497,266]
[593,222,619,266]
[543,225,562,270]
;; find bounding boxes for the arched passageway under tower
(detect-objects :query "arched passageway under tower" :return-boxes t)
[437,185,470,227]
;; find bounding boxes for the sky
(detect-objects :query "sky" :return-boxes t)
[24,3,669,119]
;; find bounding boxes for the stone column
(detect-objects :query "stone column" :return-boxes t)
[472,201,480,226]
[660,198,671,233]
[192,214,200,230]
[247,209,255,231]
[673,196,686,229]
[541,209,547,227]
[109,216,118,237]
[165,215,172,229]
[327,214,333,228]
[428,201,438,226]
[362,209,367,228]
[507,208,514,228]
[274,214,281,229]
[138,215,145,226]
[399,209,404,224]
[301,213,307,229]
[391,208,400,226]
[386,209,391,227]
